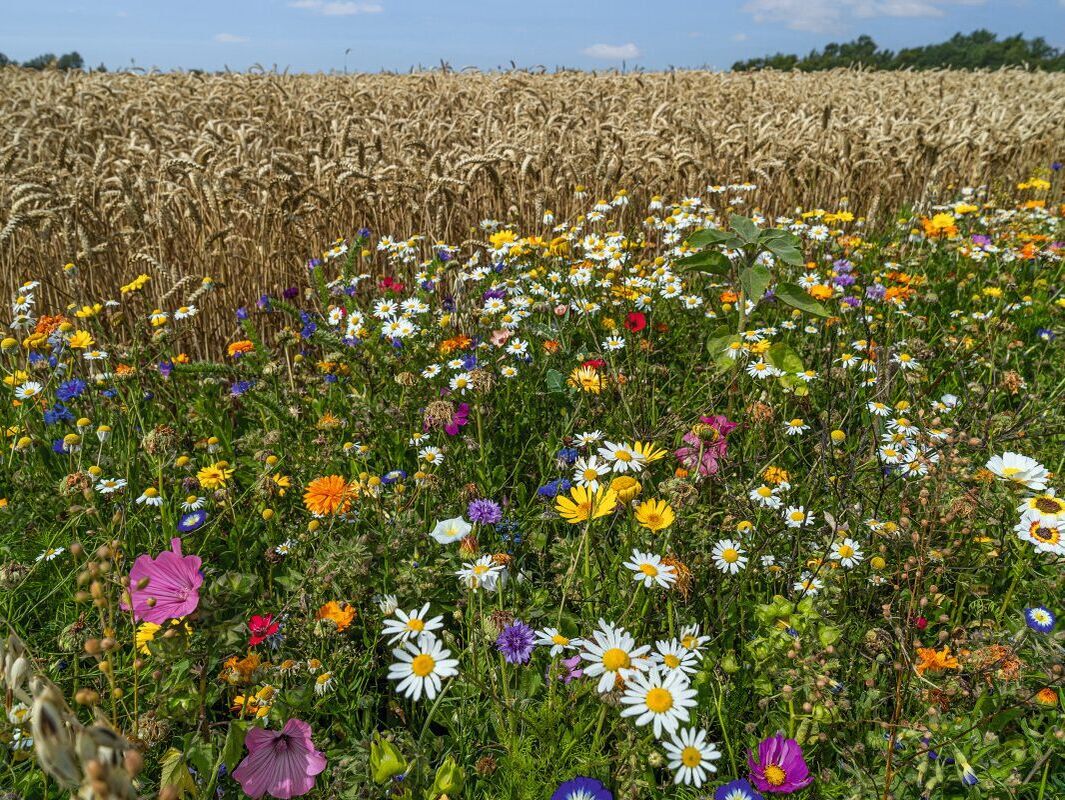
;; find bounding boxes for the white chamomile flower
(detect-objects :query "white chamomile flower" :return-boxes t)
[381,602,445,644]
[623,549,677,590]
[618,666,697,738]
[387,633,459,701]
[662,727,721,787]
[711,539,747,574]
[579,620,650,694]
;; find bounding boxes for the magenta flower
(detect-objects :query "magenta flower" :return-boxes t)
[747,733,812,794]
[445,402,470,436]
[123,538,202,624]
[675,414,737,476]
[232,718,327,799]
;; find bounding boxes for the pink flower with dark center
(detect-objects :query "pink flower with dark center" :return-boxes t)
[675,414,738,476]
[232,718,327,799]
[248,614,280,647]
[124,538,202,624]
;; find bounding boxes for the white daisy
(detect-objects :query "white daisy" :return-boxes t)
[619,666,697,738]
[986,452,1048,491]
[455,556,503,591]
[381,603,445,644]
[711,539,747,574]
[623,550,677,590]
[387,633,459,701]
[662,727,721,787]
[597,441,647,473]
[579,620,650,694]
[830,537,863,568]
[535,627,581,656]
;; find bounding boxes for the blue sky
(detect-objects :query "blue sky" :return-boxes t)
[1,0,1064,72]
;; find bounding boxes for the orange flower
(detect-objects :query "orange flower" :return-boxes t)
[1034,687,1059,707]
[719,290,739,304]
[439,335,472,355]
[227,340,254,357]
[915,646,960,675]
[809,284,833,301]
[542,340,561,354]
[317,600,356,632]
[220,652,263,684]
[303,475,354,515]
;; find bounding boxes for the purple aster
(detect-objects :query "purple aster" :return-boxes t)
[552,777,612,800]
[468,498,503,525]
[842,296,861,308]
[496,619,535,665]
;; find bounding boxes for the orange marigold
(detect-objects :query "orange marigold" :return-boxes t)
[915,646,960,675]
[303,475,354,515]
[317,600,356,632]
[227,340,254,357]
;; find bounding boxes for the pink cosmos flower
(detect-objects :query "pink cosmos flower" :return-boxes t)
[124,538,202,624]
[748,732,813,793]
[232,718,327,799]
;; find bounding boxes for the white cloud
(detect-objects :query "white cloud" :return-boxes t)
[289,0,383,14]
[214,33,248,43]
[741,0,984,33]
[583,43,641,60]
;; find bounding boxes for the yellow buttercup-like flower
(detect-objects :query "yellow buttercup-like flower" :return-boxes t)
[555,485,618,524]
[634,498,675,532]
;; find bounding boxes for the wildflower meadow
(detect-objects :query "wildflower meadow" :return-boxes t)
[1,177,1063,800]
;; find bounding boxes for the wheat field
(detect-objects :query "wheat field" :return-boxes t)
[1,68,1063,341]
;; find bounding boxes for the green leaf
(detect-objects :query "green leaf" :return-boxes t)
[160,748,197,799]
[767,342,809,396]
[729,213,760,245]
[775,282,829,317]
[545,368,567,394]
[739,265,772,305]
[760,228,805,266]
[673,250,731,274]
[221,721,249,772]
[685,227,740,249]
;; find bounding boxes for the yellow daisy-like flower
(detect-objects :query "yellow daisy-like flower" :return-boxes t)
[67,330,95,349]
[610,475,642,504]
[135,622,161,655]
[555,485,618,524]
[197,462,234,489]
[634,498,675,532]
[632,441,668,463]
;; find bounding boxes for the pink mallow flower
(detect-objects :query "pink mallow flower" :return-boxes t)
[232,718,327,799]
[124,538,202,624]
[748,733,813,794]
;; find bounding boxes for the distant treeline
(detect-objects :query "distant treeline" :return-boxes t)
[0,51,100,70]
[732,30,1065,71]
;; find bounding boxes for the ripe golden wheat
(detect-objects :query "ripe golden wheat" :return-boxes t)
[1,67,1062,342]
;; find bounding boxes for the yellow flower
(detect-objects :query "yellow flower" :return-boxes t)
[67,330,95,349]
[568,366,605,394]
[197,462,234,489]
[609,475,642,503]
[555,485,618,524]
[632,441,667,463]
[634,498,675,532]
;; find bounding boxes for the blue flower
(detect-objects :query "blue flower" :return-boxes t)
[177,511,208,533]
[55,378,87,402]
[552,777,612,800]
[1025,606,1056,634]
[44,403,75,426]
[230,380,254,397]
[1036,328,1056,342]
[715,779,764,800]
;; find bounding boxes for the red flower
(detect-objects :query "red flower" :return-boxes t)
[378,276,406,294]
[914,616,928,631]
[581,358,606,370]
[624,312,647,332]
[248,614,280,646]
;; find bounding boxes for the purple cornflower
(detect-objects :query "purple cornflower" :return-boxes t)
[158,361,174,378]
[55,378,87,402]
[842,296,861,308]
[865,283,886,301]
[468,498,502,525]
[715,779,764,800]
[496,620,535,664]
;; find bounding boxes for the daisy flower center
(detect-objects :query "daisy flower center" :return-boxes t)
[601,648,630,671]
[583,468,599,481]
[644,687,674,713]
[552,634,569,645]
[639,563,659,577]
[1035,497,1063,513]
[681,746,702,767]
[1001,466,1021,477]
[838,545,854,558]
[663,654,681,668]
[721,548,739,563]
[764,765,787,786]
[406,618,425,632]
[411,654,436,677]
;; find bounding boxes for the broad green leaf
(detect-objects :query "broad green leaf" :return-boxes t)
[160,748,197,799]
[760,228,805,266]
[686,227,740,249]
[764,241,804,267]
[706,325,742,370]
[221,721,249,772]
[729,213,760,245]
[739,265,772,304]
[545,368,567,394]
[767,342,810,396]
[673,250,731,274]
[775,282,829,317]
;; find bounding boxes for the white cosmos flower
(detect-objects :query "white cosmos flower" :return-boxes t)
[986,452,1049,491]
[381,603,444,644]
[618,666,697,738]
[662,727,721,787]
[387,633,458,702]
[430,516,471,544]
[579,619,650,693]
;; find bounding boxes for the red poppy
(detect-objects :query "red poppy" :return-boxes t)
[624,312,647,332]
[379,276,406,294]
[581,358,607,370]
[248,614,280,646]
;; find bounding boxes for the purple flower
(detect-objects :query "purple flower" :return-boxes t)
[158,361,174,378]
[230,380,254,397]
[178,511,208,533]
[715,779,764,800]
[236,306,249,320]
[445,403,470,436]
[496,619,535,664]
[748,733,813,794]
[552,777,612,800]
[971,234,992,249]
[841,296,861,308]
[282,286,299,300]
[468,498,503,525]
[865,283,886,301]
[232,718,327,799]
[558,654,584,684]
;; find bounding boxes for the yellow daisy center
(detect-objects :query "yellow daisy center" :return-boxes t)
[411,654,435,677]
[552,634,569,646]
[602,648,630,671]
[583,468,599,481]
[615,450,632,462]
[663,654,681,668]
[721,548,739,563]
[640,563,659,577]
[764,765,787,786]
[837,545,854,558]
[406,618,425,632]
[645,687,673,713]
[681,746,702,768]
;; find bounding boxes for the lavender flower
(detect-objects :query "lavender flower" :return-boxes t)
[496,620,535,664]
[468,498,503,525]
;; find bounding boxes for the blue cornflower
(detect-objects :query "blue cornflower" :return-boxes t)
[44,403,75,426]
[55,378,87,402]
[230,381,254,397]
[715,779,764,800]
[496,620,535,665]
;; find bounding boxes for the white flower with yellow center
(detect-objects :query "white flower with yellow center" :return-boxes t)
[830,538,863,568]
[784,418,809,436]
[430,516,471,544]
[382,603,444,645]
[572,455,610,491]
[580,620,650,694]
[783,506,813,529]
[711,539,747,574]
[623,549,677,590]
[535,627,581,656]
[662,727,721,787]
[1018,492,1065,523]
[651,639,700,677]
[678,625,708,658]
[387,633,458,702]
[597,441,647,474]
[749,484,781,509]
[1015,516,1064,555]
[986,452,1048,492]
[619,667,697,738]
[455,555,503,592]
[793,571,824,595]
